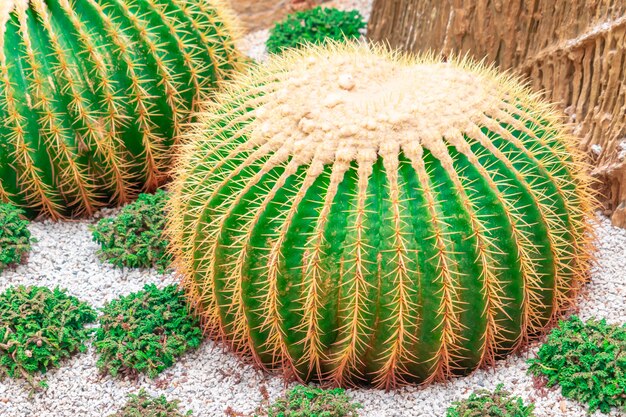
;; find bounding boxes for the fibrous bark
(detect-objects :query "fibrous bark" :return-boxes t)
[368,0,626,227]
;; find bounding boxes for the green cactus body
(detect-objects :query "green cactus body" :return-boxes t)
[0,0,241,218]
[168,43,595,388]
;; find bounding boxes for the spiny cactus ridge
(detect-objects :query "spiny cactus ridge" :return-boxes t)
[168,43,596,388]
[0,0,242,218]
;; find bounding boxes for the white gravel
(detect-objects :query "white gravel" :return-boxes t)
[0,210,624,417]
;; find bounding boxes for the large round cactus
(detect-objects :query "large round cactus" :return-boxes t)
[169,43,595,388]
[0,0,241,219]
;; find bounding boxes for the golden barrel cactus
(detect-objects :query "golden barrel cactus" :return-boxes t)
[0,0,241,218]
[169,43,595,388]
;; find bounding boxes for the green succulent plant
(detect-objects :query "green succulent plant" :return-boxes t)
[528,316,626,414]
[447,385,535,417]
[91,189,171,272]
[94,284,202,378]
[168,42,595,388]
[0,0,242,219]
[0,202,32,272]
[266,6,366,54]
[108,389,193,417]
[263,385,361,417]
[0,285,96,388]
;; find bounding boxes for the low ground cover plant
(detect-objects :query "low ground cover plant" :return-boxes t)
[528,316,626,414]
[446,385,534,417]
[263,385,361,417]
[266,7,366,54]
[94,284,202,378]
[0,286,96,388]
[0,203,33,272]
[91,190,171,272]
[108,389,192,417]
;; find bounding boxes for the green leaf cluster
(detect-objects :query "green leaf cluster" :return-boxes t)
[91,190,171,273]
[446,385,534,417]
[108,389,192,417]
[266,7,366,54]
[94,284,202,378]
[528,316,626,414]
[0,203,33,272]
[0,286,96,387]
[263,385,361,417]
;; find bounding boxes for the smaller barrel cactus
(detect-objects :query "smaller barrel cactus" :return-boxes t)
[168,42,595,388]
[0,0,242,219]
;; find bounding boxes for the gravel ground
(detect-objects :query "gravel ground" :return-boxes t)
[0,210,624,417]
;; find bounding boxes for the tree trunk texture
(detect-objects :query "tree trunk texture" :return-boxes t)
[368,0,626,227]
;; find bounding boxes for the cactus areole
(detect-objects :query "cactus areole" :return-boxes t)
[169,43,595,388]
[0,0,241,218]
